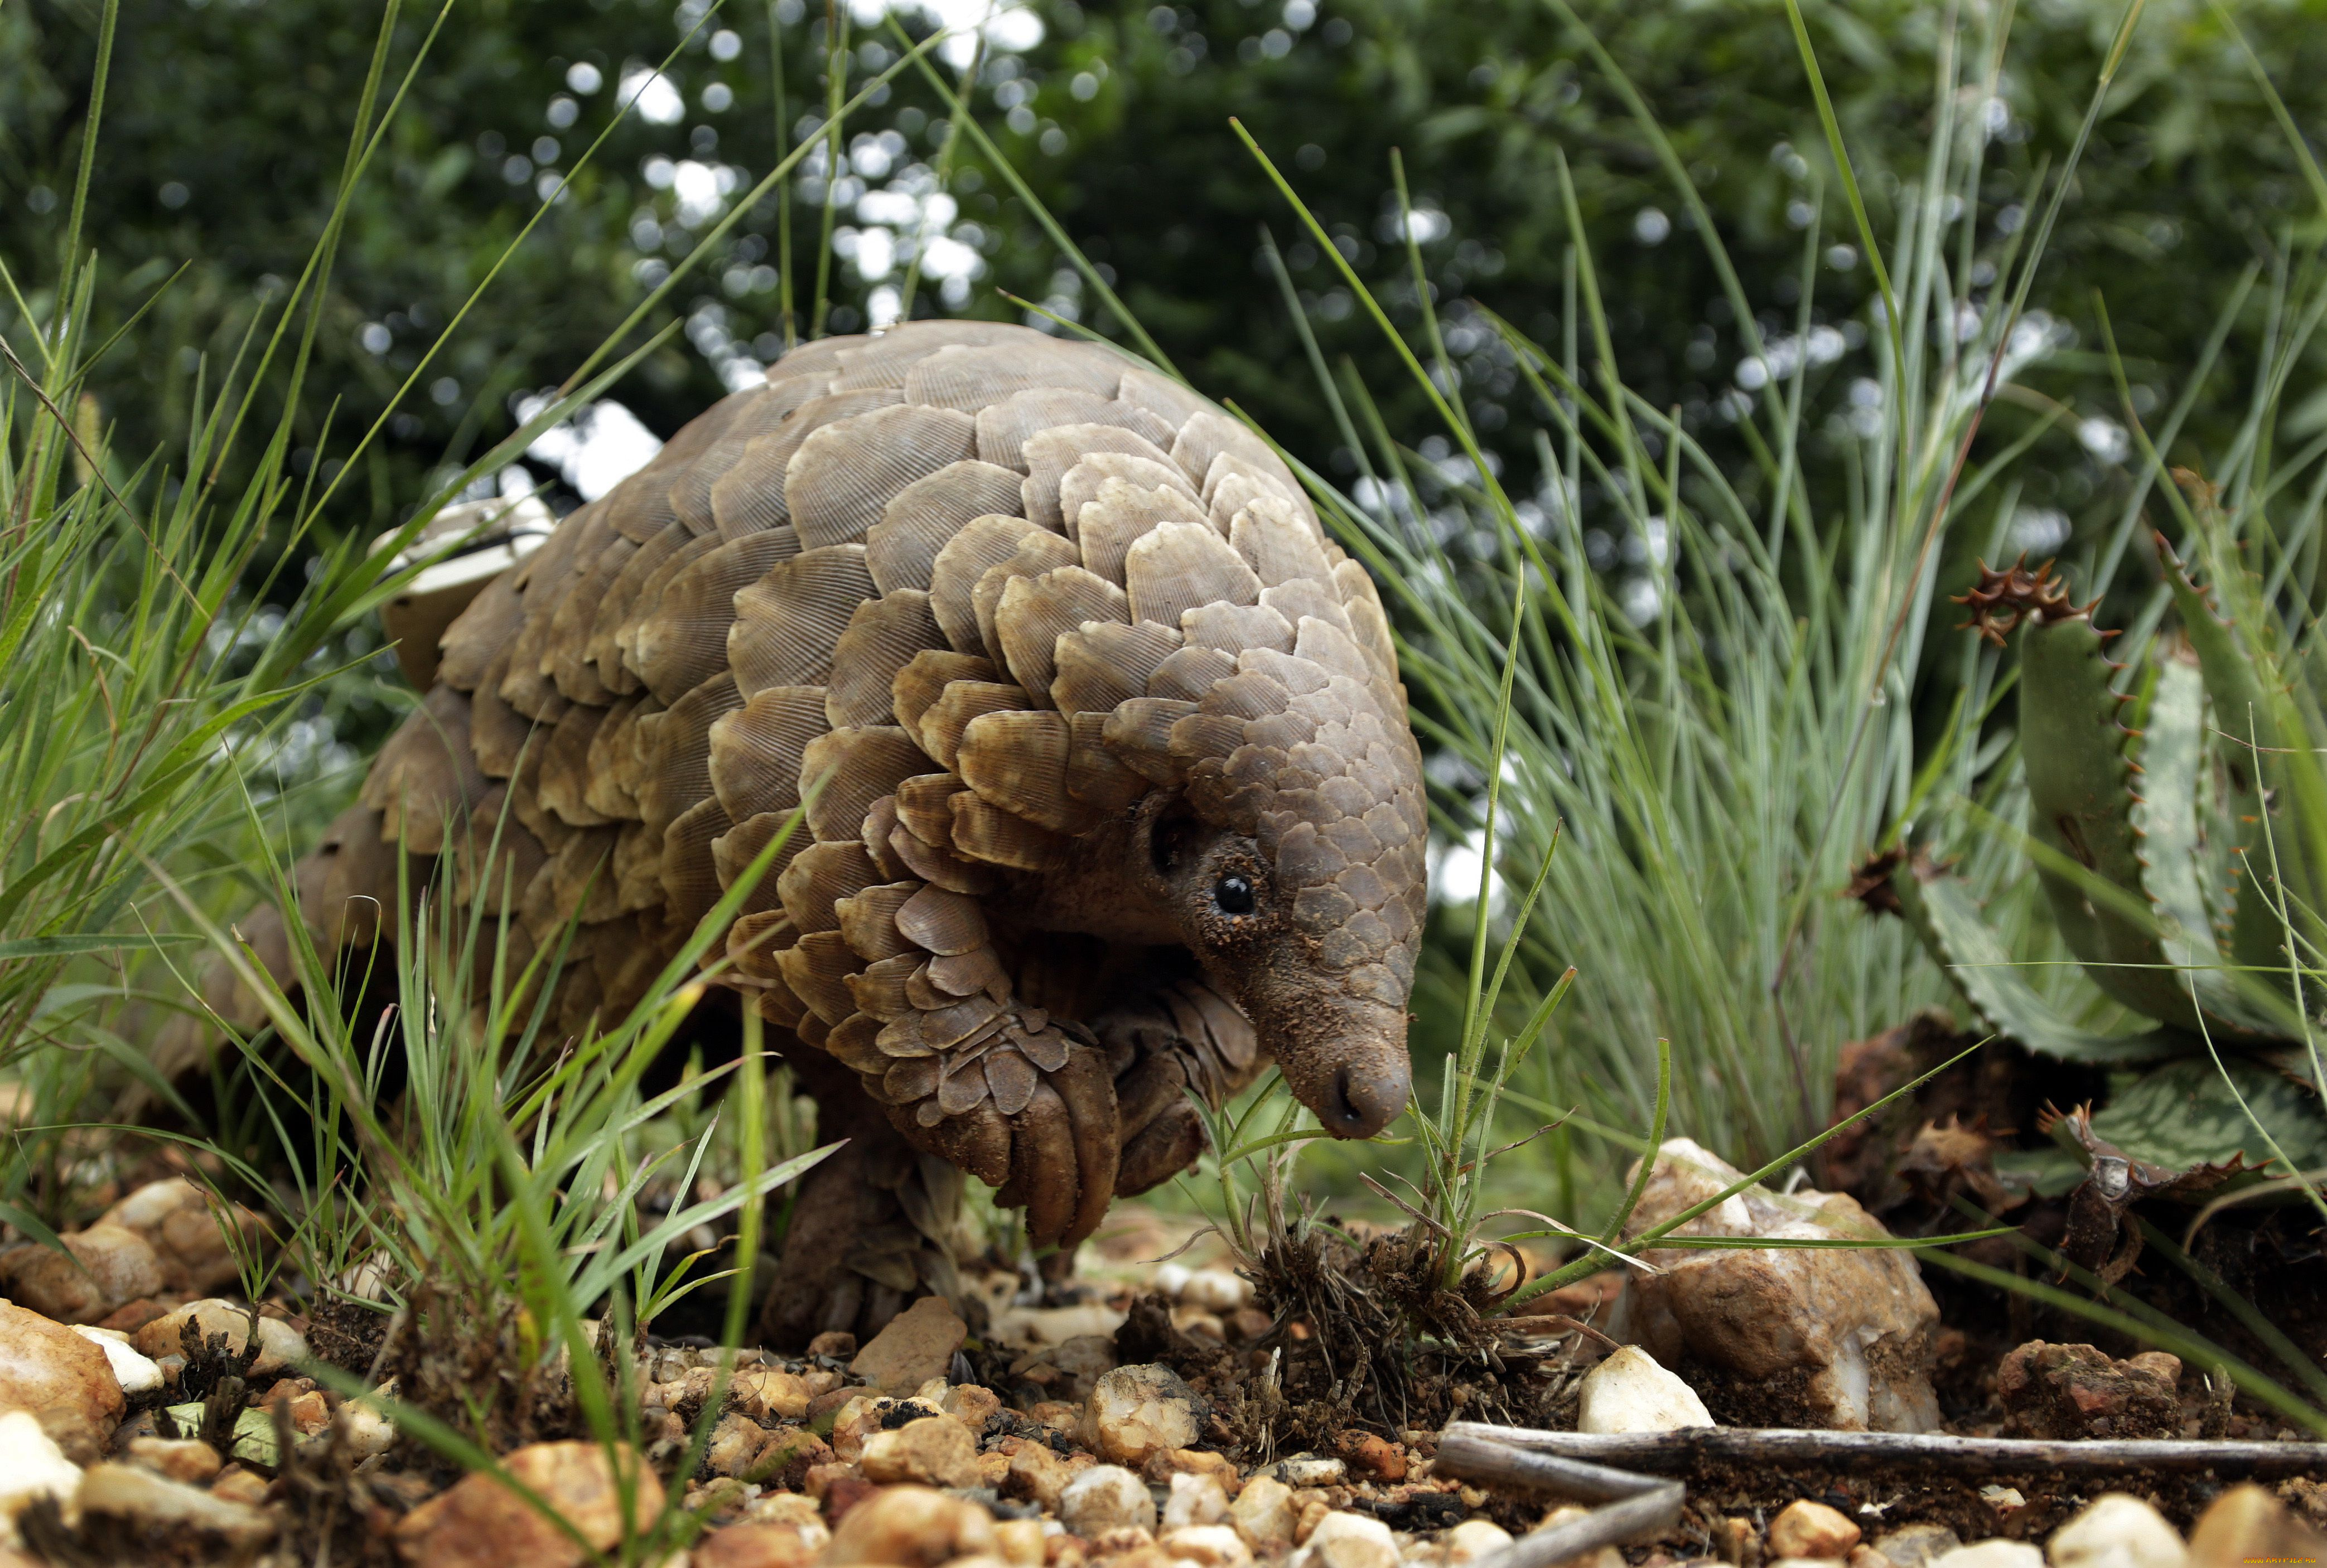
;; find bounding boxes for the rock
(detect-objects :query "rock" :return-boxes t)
[0,1299,125,1462]
[2048,1494,2186,1568]
[1274,1456,1346,1487]
[129,1298,306,1375]
[125,1436,224,1484]
[1292,1511,1401,1568]
[1850,1548,1898,1568]
[1619,1138,1942,1432]
[101,1178,260,1296]
[1443,1520,1515,1564]
[861,1415,980,1488]
[1085,1363,1204,1466]
[2188,1485,2326,1568]
[825,1484,998,1566]
[72,1325,162,1395]
[337,1388,398,1460]
[1005,1439,1085,1511]
[707,1412,773,1479]
[1537,1507,1624,1568]
[1997,1344,2181,1440]
[1929,1547,2043,1568]
[76,1461,276,1550]
[1333,1431,1407,1483]
[1770,1501,1863,1560]
[1182,1270,1254,1310]
[390,1440,665,1567]
[1576,1346,1716,1434]
[0,1225,166,1323]
[995,1518,1049,1567]
[851,1297,968,1393]
[1232,1476,1299,1552]
[808,1329,858,1359]
[699,1521,827,1568]
[941,1381,1003,1431]
[1165,1524,1256,1566]
[0,1410,81,1527]
[1165,1472,1231,1531]
[747,1429,833,1492]
[744,1490,831,1533]
[1063,1464,1159,1536]
[210,1465,270,1506]
[1876,1529,1964,1568]
[732,1364,814,1420]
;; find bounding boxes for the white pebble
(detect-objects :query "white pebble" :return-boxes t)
[1934,1545,2045,1568]
[1576,1346,1715,1434]
[2048,1495,2187,1568]
[0,1410,82,1524]
[73,1326,163,1396]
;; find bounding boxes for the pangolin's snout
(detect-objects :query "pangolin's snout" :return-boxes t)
[1320,1055,1411,1139]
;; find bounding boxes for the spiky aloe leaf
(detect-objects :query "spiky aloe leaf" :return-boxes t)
[2006,582,2203,1029]
[2087,1056,2327,1179]
[1886,856,2184,1065]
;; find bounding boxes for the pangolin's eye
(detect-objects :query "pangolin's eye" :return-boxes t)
[1214,874,1256,916]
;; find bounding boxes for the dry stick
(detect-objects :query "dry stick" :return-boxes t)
[1447,1421,2327,1478]
[1434,1429,1684,1568]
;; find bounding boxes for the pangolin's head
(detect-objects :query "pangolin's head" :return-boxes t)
[1094,537,1428,1139]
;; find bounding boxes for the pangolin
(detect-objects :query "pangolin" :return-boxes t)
[205,320,1426,1339]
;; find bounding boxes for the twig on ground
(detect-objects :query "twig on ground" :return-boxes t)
[1450,1421,2327,1477]
[1433,1427,1685,1568]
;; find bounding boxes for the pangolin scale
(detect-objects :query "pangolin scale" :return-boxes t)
[202,320,1426,1340]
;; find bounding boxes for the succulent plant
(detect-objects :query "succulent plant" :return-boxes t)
[1866,480,2327,1199]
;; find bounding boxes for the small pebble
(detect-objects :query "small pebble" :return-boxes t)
[1769,1499,1862,1560]
[1931,1546,2043,1568]
[2046,1495,2186,1568]
[1061,1464,1157,1536]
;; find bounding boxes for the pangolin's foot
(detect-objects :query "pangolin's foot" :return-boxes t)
[759,1091,967,1351]
[1095,974,1266,1197]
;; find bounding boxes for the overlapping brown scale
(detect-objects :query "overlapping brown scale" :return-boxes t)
[774,928,861,1025]
[508,742,577,853]
[447,788,544,916]
[1180,602,1294,656]
[1100,696,1198,786]
[889,820,998,895]
[709,389,903,539]
[1021,426,1181,532]
[786,404,978,550]
[513,854,569,947]
[902,341,1123,412]
[612,819,668,913]
[660,795,735,927]
[435,570,526,693]
[1230,494,1335,585]
[957,709,1099,836]
[1064,710,1147,814]
[822,1011,887,1072]
[861,795,907,880]
[828,320,1021,390]
[890,649,997,736]
[1117,365,1213,432]
[1147,645,1239,701]
[1207,467,1303,538]
[846,952,924,1019]
[925,945,1007,998]
[631,529,804,704]
[1048,620,1181,716]
[835,881,926,962]
[1172,410,1300,499]
[548,534,637,704]
[711,810,808,914]
[1292,615,1377,685]
[1124,521,1263,631]
[968,539,1080,670]
[994,567,1130,706]
[361,685,490,854]
[1060,454,1200,541]
[798,726,931,844]
[583,694,654,821]
[668,378,827,531]
[949,791,1070,871]
[892,883,989,955]
[825,591,947,728]
[468,651,535,778]
[882,1056,944,1103]
[533,703,611,827]
[892,772,968,843]
[706,685,827,823]
[1258,579,1351,640]
[1333,558,1402,688]
[636,673,743,835]
[590,524,701,691]
[972,388,1111,471]
[548,824,625,926]
[765,332,864,385]
[1071,479,1209,585]
[596,459,685,546]
[863,462,1025,593]
[776,838,879,935]
[508,500,589,596]
[729,544,876,696]
[982,1048,1040,1117]
[916,679,1030,772]
[926,516,1050,654]
[726,907,800,985]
